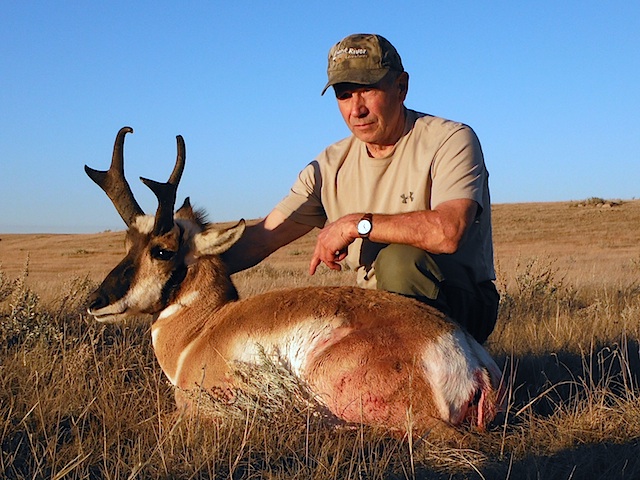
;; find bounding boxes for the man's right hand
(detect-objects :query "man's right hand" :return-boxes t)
[309,214,359,275]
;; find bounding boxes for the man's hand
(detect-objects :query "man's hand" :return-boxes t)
[309,214,360,275]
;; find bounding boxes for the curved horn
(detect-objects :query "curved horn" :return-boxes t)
[140,134,186,236]
[84,127,144,227]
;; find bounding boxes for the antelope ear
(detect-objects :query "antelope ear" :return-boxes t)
[175,197,196,220]
[194,219,246,256]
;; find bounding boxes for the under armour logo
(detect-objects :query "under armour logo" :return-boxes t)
[400,192,414,204]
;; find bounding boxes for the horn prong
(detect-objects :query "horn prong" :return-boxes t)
[85,127,144,226]
[141,134,187,236]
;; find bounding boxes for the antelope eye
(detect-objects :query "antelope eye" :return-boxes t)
[151,246,176,261]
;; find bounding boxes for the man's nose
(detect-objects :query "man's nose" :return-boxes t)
[350,94,368,117]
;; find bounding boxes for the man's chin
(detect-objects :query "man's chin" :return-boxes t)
[351,125,377,138]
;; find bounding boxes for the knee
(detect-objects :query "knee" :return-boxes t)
[375,244,420,288]
[375,244,441,299]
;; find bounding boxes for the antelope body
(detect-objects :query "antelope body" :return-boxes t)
[85,127,503,434]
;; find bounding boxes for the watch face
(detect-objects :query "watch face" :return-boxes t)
[357,218,372,236]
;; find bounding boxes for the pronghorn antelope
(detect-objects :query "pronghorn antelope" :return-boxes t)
[85,127,504,434]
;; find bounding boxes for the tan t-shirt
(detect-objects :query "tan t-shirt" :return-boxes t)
[275,109,496,286]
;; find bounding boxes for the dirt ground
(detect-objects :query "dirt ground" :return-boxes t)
[1,200,639,301]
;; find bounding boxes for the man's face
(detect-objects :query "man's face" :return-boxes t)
[334,72,408,148]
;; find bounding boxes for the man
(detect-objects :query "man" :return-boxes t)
[222,33,499,344]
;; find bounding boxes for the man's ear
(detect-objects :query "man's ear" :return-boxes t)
[397,72,409,100]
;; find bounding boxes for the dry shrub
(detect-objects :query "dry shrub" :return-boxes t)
[498,256,576,324]
[494,256,640,354]
[0,258,60,350]
[0,266,14,303]
[179,345,338,428]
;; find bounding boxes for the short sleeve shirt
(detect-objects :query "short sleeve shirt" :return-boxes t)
[275,109,496,284]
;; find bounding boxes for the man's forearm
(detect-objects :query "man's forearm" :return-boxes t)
[221,211,315,274]
[368,205,474,255]
[220,222,273,274]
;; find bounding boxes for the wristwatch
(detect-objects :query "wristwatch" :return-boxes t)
[357,213,373,238]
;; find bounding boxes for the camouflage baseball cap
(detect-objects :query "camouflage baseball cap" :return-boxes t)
[321,33,404,95]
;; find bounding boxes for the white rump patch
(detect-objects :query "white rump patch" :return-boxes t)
[421,329,479,423]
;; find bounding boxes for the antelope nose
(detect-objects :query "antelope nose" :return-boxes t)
[87,291,108,312]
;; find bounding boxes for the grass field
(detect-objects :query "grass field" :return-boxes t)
[1,199,639,479]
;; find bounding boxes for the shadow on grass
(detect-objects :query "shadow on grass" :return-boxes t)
[498,338,640,418]
[476,440,640,480]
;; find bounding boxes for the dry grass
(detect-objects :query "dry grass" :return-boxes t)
[1,200,640,479]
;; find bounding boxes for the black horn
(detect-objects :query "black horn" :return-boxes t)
[141,135,186,236]
[85,127,145,227]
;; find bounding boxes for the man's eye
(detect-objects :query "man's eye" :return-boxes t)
[337,93,352,100]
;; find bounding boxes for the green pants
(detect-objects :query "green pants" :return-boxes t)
[374,244,499,344]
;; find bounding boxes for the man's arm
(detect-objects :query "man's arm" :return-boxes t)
[221,208,314,274]
[309,198,477,274]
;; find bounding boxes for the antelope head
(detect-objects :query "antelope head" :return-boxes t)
[85,127,245,322]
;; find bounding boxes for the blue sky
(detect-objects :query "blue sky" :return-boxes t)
[1,2,638,233]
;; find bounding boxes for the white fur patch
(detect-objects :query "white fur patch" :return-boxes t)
[126,275,164,310]
[158,304,181,320]
[173,336,202,387]
[88,301,126,319]
[279,318,349,375]
[157,291,199,321]
[178,290,200,306]
[151,324,161,348]
[150,324,178,385]
[466,333,502,389]
[133,215,155,234]
[229,316,347,376]
[421,329,478,423]
[153,292,202,385]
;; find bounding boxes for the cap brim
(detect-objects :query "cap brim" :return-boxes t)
[321,68,389,96]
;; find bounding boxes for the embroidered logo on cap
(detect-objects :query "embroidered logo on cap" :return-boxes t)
[332,47,368,62]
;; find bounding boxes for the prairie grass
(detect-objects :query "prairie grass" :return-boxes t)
[2,258,640,479]
[1,201,640,478]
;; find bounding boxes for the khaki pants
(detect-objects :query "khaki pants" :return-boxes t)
[371,244,499,344]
